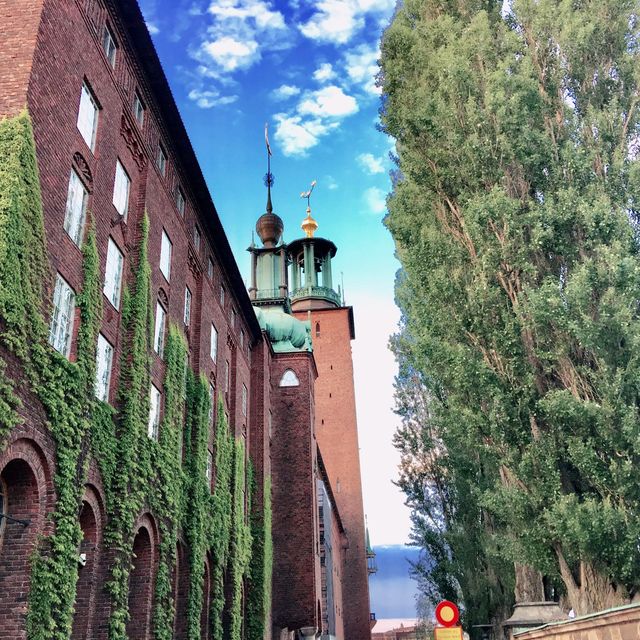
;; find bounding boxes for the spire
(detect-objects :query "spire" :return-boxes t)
[265,122,274,214]
[300,179,318,238]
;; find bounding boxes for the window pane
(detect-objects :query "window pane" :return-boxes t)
[112,160,130,219]
[48,273,75,357]
[160,230,172,281]
[154,302,166,357]
[208,382,215,425]
[77,82,98,151]
[208,258,214,279]
[133,92,144,126]
[148,384,161,440]
[210,324,217,362]
[102,26,116,67]
[193,225,201,250]
[95,333,114,401]
[157,146,167,176]
[176,188,185,215]
[184,287,192,326]
[242,384,247,416]
[103,238,124,309]
[63,169,88,246]
[225,360,230,393]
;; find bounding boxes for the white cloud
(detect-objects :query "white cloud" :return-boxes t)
[202,36,259,72]
[299,0,394,44]
[208,0,285,29]
[325,175,339,190]
[273,114,321,155]
[188,89,239,108]
[313,62,336,83]
[364,186,387,214]
[271,84,301,101]
[345,43,380,94]
[358,152,385,174]
[146,21,160,35]
[298,85,358,118]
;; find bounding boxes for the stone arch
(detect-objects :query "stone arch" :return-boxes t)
[174,539,190,640]
[126,514,158,640]
[0,439,50,640]
[71,485,104,640]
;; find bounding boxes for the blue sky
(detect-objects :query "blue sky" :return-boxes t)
[139,0,411,547]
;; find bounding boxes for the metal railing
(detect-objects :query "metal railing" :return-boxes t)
[290,285,341,306]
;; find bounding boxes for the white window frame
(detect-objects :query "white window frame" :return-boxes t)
[225,360,230,393]
[49,273,76,357]
[159,230,172,282]
[230,308,236,329]
[193,225,201,251]
[133,91,145,127]
[206,450,213,488]
[208,258,214,279]
[148,384,161,440]
[112,160,130,220]
[210,323,218,362]
[95,333,114,402]
[176,187,185,216]
[184,287,192,326]
[242,384,248,417]
[102,25,117,68]
[103,238,124,309]
[154,302,166,357]
[63,169,88,246]
[77,82,99,151]
[220,285,225,307]
[157,145,167,176]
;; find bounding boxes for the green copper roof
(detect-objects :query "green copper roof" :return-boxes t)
[253,306,312,353]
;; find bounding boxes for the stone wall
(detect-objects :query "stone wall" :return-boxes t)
[514,604,640,640]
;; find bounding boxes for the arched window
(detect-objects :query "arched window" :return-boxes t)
[315,322,320,337]
[0,458,42,638]
[279,369,299,387]
[127,526,154,639]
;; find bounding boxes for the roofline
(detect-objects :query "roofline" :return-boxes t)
[115,0,262,341]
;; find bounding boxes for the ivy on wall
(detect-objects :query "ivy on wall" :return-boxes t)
[0,110,270,640]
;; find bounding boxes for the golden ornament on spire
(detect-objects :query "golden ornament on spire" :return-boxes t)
[300,180,318,238]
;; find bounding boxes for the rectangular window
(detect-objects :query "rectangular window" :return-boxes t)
[184,287,192,326]
[242,384,248,417]
[208,258,214,279]
[148,384,161,440]
[208,382,215,425]
[225,360,230,393]
[160,230,172,281]
[157,145,167,176]
[206,450,213,488]
[193,225,201,251]
[240,330,245,350]
[49,273,75,357]
[133,91,145,127]
[154,302,166,357]
[63,169,88,246]
[77,82,99,151]
[220,285,225,307]
[102,25,117,68]
[176,187,185,216]
[95,333,114,402]
[210,324,218,362]
[103,238,124,309]
[230,308,236,329]
[112,160,130,220]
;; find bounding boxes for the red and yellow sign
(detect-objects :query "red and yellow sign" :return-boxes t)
[434,627,463,640]
[435,600,460,627]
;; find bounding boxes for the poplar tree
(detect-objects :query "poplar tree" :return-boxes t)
[380,0,640,616]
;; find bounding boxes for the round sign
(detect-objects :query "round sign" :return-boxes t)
[435,600,460,627]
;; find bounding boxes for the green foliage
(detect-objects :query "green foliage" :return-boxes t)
[247,473,273,640]
[381,0,640,618]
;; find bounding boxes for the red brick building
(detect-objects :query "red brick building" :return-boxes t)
[0,0,372,638]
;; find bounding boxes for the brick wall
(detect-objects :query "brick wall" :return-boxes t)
[294,306,372,640]
[270,351,321,633]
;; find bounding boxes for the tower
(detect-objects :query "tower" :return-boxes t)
[289,192,372,640]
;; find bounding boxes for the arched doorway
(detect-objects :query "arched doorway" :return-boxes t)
[174,541,189,640]
[71,495,101,640]
[0,458,42,640]
[126,525,154,639]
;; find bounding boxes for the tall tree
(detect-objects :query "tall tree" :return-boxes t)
[380,0,640,616]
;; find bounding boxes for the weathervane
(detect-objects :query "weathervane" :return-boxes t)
[300,179,319,238]
[264,122,274,213]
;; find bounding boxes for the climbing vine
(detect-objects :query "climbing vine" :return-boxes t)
[0,110,262,640]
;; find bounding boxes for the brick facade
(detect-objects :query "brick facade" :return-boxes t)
[0,0,371,638]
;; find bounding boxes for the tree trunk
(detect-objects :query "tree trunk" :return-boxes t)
[514,563,544,603]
